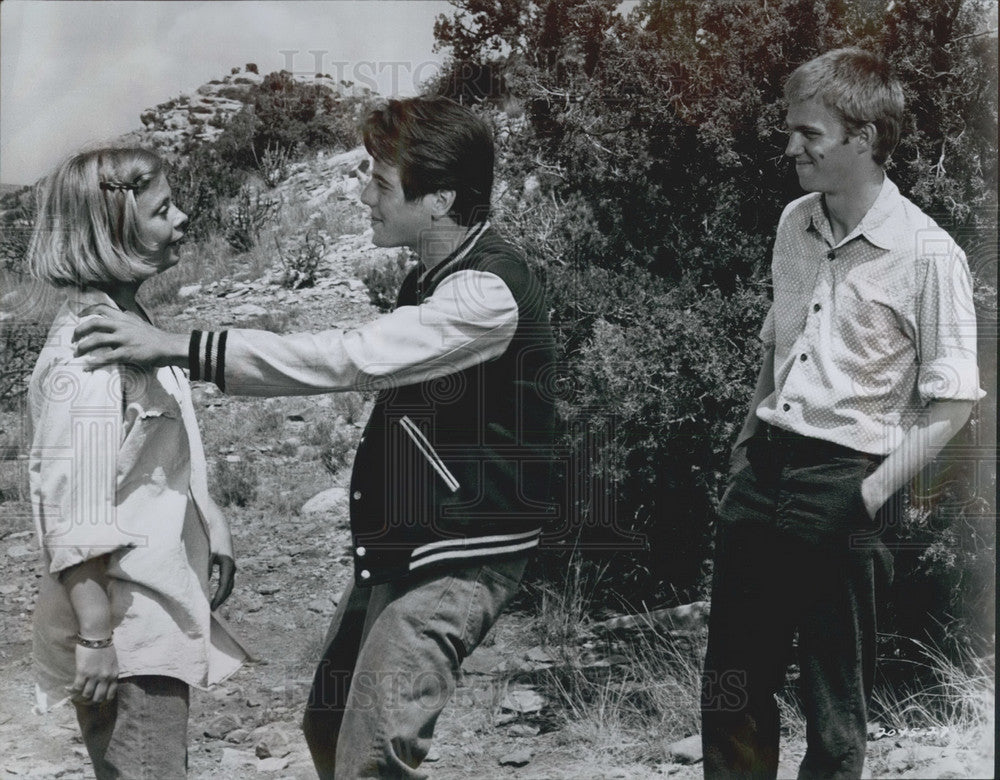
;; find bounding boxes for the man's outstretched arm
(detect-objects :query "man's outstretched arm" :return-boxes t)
[73,269,520,396]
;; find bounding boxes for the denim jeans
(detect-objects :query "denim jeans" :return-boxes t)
[702,427,888,780]
[302,555,528,779]
[75,675,189,779]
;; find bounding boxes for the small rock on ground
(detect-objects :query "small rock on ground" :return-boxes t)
[666,734,703,764]
[498,747,534,767]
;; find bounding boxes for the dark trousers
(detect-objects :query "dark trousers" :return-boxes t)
[701,426,888,780]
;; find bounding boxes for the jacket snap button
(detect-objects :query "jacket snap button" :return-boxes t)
[360,570,371,580]
[782,403,791,412]
[356,546,366,557]
[353,491,362,500]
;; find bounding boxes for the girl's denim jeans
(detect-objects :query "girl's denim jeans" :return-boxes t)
[75,675,189,779]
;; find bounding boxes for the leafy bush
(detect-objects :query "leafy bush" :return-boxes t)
[0,316,47,401]
[360,250,416,312]
[0,187,36,273]
[169,146,244,243]
[212,71,372,173]
[224,185,280,252]
[211,457,259,507]
[254,142,291,189]
[275,229,326,289]
[433,0,998,647]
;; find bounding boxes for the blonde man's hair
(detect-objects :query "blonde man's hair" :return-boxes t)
[784,48,904,166]
[28,148,166,287]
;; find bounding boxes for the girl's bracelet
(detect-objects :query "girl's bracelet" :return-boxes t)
[75,633,114,649]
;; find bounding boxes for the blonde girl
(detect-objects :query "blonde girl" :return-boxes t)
[26,148,247,778]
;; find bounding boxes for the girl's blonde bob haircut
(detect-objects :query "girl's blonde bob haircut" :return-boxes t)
[28,147,166,287]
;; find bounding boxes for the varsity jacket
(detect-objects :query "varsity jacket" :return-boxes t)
[189,223,557,585]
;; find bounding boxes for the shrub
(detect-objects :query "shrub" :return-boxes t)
[360,250,416,312]
[434,0,997,649]
[0,316,47,401]
[224,185,280,252]
[169,146,244,243]
[275,229,326,289]
[0,186,36,273]
[253,141,291,189]
[211,457,259,507]
[0,278,64,401]
[318,424,359,475]
[214,70,370,171]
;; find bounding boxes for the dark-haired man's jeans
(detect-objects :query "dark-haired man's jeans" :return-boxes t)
[302,556,527,779]
[701,426,888,780]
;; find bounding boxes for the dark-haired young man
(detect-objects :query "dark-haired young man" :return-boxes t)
[700,49,983,779]
[74,96,556,778]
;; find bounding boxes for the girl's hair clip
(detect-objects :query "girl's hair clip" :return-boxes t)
[99,181,135,193]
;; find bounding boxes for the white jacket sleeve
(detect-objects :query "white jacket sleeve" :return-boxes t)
[192,269,520,396]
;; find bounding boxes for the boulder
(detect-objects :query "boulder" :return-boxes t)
[301,487,349,515]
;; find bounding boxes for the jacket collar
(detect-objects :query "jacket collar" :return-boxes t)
[418,221,492,289]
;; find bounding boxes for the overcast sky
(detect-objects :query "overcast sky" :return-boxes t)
[0,1,455,185]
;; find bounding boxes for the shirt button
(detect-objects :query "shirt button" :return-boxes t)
[353,491,362,501]
[360,569,371,580]
[827,251,836,261]
[800,353,808,361]
[782,403,791,412]
[356,546,366,557]
[813,303,821,312]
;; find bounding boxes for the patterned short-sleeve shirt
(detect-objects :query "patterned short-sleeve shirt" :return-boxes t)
[756,176,983,455]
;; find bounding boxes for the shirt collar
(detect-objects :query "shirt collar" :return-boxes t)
[65,286,119,313]
[806,176,900,252]
[64,286,154,324]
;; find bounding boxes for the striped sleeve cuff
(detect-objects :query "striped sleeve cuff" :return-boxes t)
[189,330,228,391]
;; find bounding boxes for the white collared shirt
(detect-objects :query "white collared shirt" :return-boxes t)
[757,177,984,455]
[28,288,247,709]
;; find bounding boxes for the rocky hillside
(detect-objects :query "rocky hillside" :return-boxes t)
[117,66,347,161]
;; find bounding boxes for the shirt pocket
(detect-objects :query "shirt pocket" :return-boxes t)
[117,400,190,498]
[834,291,912,371]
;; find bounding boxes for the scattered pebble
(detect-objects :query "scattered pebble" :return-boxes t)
[498,747,533,767]
[204,713,242,740]
[501,688,545,714]
[256,755,290,772]
[666,734,703,764]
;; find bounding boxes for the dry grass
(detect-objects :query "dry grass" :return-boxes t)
[533,559,992,772]
[871,638,995,753]
[529,556,711,763]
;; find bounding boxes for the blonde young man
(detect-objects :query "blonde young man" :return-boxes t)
[700,49,983,779]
